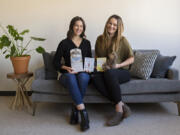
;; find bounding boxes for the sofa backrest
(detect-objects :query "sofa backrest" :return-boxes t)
[133,49,159,54]
[42,49,172,80]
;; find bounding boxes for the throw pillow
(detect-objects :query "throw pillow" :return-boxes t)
[130,51,159,79]
[151,55,176,78]
[42,51,58,80]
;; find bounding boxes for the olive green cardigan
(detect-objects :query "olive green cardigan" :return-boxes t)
[95,35,134,70]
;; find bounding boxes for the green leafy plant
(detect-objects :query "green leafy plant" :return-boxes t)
[0,24,46,58]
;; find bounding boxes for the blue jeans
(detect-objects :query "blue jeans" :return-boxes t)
[59,72,90,105]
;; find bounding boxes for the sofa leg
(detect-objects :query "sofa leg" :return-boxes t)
[176,102,180,116]
[32,102,37,116]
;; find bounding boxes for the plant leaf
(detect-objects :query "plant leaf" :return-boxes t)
[0,43,3,49]
[5,54,10,59]
[36,46,45,53]
[0,35,11,47]
[6,25,24,41]
[15,36,23,41]
[3,50,7,54]
[31,37,46,41]
[20,29,29,35]
[7,25,19,40]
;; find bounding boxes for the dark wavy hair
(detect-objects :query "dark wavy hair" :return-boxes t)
[67,16,86,39]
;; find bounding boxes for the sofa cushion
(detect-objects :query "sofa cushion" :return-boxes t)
[32,79,180,95]
[121,78,180,94]
[130,50,159,79]
[42,51,58,80]
[151,55,176,78]
[32,92,180,103]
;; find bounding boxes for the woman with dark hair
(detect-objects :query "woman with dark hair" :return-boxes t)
[92,15,134,126]
[53,16,91,131]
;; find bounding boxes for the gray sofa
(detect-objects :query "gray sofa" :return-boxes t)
[31,50,180,116]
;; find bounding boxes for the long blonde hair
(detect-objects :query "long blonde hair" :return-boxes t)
[102,15,124,52]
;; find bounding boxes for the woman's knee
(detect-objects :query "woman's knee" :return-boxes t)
[61,73,76,84]
[104,69,117,78]
[91,72,103,83]
[78,72,90,81]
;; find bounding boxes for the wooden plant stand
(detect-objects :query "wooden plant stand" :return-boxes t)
[7,72,33,110]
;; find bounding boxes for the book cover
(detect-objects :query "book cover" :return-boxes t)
[96,57,107,72]
[70,48,84,72]
[84,57,95,72]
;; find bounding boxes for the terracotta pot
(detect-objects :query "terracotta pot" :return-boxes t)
[10,55,31,74]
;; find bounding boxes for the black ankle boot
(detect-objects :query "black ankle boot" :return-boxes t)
[70,106,79,125]
[80,109,90,131]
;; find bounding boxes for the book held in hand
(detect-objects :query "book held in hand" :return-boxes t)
[70,49,95,73]
[84,57,95,72]
[70,48,84,72]
[96,57,107,72]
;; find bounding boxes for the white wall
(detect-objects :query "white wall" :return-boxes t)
[0,0,180,91]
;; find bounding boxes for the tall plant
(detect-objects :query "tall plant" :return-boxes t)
[0,24,46,58]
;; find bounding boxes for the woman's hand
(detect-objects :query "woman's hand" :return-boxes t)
[85,70,91,73]
[61,66,77,74]
[115,64,122,69]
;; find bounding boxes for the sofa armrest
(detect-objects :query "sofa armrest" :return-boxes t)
[34,67,45,80]
[166,68,179,80]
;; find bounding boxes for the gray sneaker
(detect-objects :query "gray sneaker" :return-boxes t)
[106,112,123,126]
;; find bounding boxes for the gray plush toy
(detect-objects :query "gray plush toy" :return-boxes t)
[102,52,117,71]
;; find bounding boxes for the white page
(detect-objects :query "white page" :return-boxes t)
[84,57,95,72]
[70,48,83,72]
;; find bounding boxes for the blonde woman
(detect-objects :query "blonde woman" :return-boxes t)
[92,15,134,126]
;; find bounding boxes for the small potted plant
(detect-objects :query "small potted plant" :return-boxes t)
[0,24,46,74]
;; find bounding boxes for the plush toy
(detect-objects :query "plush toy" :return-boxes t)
[102,52,117,71]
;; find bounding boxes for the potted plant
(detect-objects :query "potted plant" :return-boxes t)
[0,24,46,74]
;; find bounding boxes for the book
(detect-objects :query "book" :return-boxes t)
[70,48,84,72]
[84,57,95,72]
[96,57,107,72]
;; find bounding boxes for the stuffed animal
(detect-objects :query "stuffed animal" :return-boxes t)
[102,52,117,71]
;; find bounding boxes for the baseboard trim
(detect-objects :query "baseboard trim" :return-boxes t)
[0,91,32,96]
